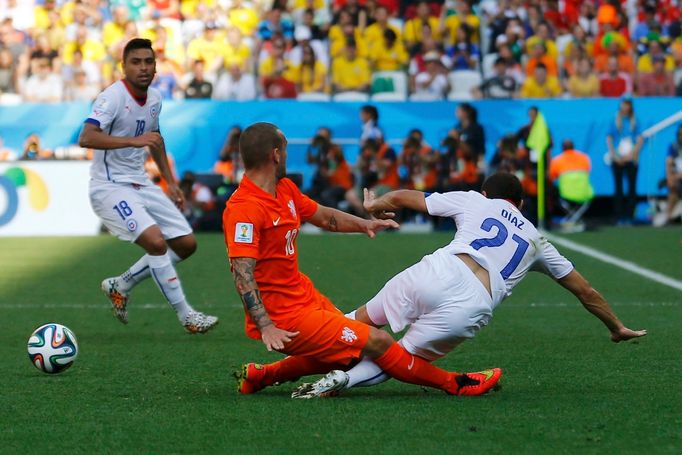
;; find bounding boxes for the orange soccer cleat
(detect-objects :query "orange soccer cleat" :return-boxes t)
[234,363,268,394]
[454,368,503,396]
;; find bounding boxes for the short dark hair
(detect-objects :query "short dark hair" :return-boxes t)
[481,172,524,206]
[123,38,154,62]
[562,139,574,151]
[535,62,547,71]
[361,105,379,122]
[239,122,284,170]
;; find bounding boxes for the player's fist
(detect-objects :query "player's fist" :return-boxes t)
[132,132,164,150]
[363,188,395,220]
[610,326,647,343]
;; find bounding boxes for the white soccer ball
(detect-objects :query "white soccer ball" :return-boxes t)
[27,323,79,374]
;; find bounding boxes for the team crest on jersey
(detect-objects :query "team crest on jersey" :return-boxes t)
[150,105,158,118]
[287,200,297,219]
[235,222,253,243]
[127,219,138,232]
[340,327,357,344]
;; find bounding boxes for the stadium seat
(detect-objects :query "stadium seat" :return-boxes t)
[447,70,482,101]
[556,171,594,233]
[332,91,370,102]
[370,71,408,101]
[0,93,22,106]
[297,92,332,102]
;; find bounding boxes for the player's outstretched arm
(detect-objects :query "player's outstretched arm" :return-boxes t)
[230,257,299,351]
[558,269,647,343]
[363,188,427,219]
[307,204,399,238]
[78,123,164,151]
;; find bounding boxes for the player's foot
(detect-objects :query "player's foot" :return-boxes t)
[182,310,219,334]
[234,363,267,394]
[101,277,129,324]
[454,368,502,396]
[291,370,349,399]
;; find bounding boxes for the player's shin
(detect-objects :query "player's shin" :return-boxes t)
[148,252,191,320]
[346,357,390,388]
[265,356,345,385]
[372,343,459,394]
[119,250,183,292]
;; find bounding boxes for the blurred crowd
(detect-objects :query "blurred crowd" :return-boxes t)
[2,0,682,103]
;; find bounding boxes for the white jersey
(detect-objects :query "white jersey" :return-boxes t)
[86,80,162,185]
[425,191,574,307]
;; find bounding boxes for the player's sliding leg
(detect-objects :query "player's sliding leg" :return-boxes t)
[102,235,196,324]
[235,356,345,394]
[136,226,218,333]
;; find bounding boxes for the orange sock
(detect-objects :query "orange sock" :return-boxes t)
[263,356,344,386]
[373,343,459,394]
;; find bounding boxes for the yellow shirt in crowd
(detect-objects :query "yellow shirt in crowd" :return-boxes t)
[520,76,562,98]
[332,55,371,90]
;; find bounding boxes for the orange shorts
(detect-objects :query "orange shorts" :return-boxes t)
[279,292,370,365]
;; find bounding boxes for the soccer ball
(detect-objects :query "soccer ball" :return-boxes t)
[27,323,79,374]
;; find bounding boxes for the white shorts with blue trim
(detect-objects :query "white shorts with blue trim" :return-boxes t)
[366,250,493,361]
[89,180,192,242]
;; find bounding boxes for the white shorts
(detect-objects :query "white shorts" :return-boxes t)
[89,180,192,242]
[366,251,493,361]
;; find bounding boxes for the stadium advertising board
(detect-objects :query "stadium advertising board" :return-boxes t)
[0,162,99,236]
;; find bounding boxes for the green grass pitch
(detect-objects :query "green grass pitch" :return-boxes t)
[1,228,681,454]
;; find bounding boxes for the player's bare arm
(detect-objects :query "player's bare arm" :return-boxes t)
[307,204,399,238]
[230,257,299,351]
[363,188,428,219]
[558,269,647,343]
[147,138,185,209]
[79,122,164,151]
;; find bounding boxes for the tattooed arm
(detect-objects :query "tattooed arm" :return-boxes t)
[230,257,299,351]
[307,204,399,238]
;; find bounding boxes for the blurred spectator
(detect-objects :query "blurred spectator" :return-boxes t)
[549,139,594,231]
[102,5,130,55]
[290,25,328,67]
[0,47,17,94]
[151,52,181,100]
[637,40,675,73]
[662,125,682,225]
[62,26,106,68]
[454,102,485,163]
[183,60,213,99]
[358,137,399,193]
[294,6,330,39]
[526,41,558,77]
[62,49,102,89]
[397,129,437,191]
[258,8,295,43]
[20,133,53,160]
[412,51,449,100]
[213,64,257,101]
[403,1,442,53]
[447,23,480,71]
[542,0,571,34]
[494,19,525,61]
[179,171,219,231]
[562,24,594,62]
[489,134,524,176]
[633,4,661,43]
[606,99,643,225]
[329,10,367,58]
[259,36,297,87]
[599,56,633,98]
[65,69,99,101]
[520,63,562,98]
[214,126,242,183]
[567,57,599,98]
[331,40,371,93]
[263,68,298,99]
[148,0,181,20]
[306,127,357,211]
[0,136,17,161]
[333,0,369,28]
[145,149,177,193]
[364,6,402,53]
[23,58,63,102]
[637,55,676,96]
[578,1,598,36]
[295,42,328,93]
[222,27,252,71]
[497,43,524,82]
[476,56,517,99]
[228,0,260,37]
[594,32,635,75]
[525,22,559,60]
[440,138,481,192]
[369,28,408,71]
[443,0,480,46]
[186,23,224,77]
[359,104,383,145]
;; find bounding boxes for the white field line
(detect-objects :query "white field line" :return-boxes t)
[544,232,682,293]
[0,301,677,310]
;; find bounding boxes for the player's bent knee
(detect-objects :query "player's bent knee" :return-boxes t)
[363,327,394,358]
[169,235,197,259]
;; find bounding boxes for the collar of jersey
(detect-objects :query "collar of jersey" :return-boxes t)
[241,174,279,200]
[122,79,148,106]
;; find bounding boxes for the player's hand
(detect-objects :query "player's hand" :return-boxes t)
[363,188,395,220]
[610,326,647,343]
[132,132,164,150]
[167,183,185,209]
[261,324,299,352]
[363,218,399,238]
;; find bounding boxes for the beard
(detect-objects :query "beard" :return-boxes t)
[275,161,286,180]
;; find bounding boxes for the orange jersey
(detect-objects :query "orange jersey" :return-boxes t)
[223,175,319,339]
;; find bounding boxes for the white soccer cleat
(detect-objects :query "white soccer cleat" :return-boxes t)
[101,277,129,324]
[291,370,349,399]
[182,310,219,334]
